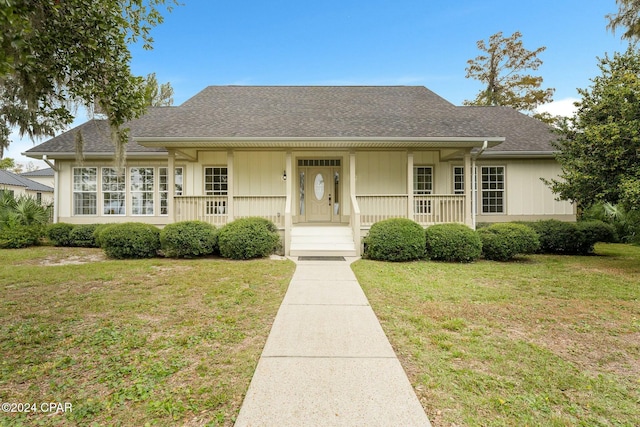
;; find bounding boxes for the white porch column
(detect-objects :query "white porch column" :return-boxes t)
[349,151,361,256]
[227,150,234,221]
[464,149,473,228]
[167,150,175,223]
[407,151,414,221]
[284,151,292,255]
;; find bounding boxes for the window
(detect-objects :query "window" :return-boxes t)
[453,166,465,195]
[204,167,228,195]
[175,167,183,195]
[130,167,154,215]
[0,189,15,198]
[73,167,97,215]
[414,166,433,214]
[158,167,184,215]
[102,168,126,215]
[481,166,505,213]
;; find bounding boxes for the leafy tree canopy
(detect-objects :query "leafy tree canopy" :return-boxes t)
[607,0,640,41]
[143,72,174,107]
[548,46,640,211]
[0,0,177,165]
[464,31,555,115]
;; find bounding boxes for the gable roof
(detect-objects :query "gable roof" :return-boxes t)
[24,86,558,158]
[0,169,54,192]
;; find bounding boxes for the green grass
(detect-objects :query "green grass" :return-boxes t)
[0,247,295,426]
[353,243,640,427]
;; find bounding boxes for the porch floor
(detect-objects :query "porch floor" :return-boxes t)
[289,225,357,257]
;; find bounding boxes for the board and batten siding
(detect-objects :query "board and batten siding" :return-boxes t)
[477,158,575,222]
[355,151,407,195]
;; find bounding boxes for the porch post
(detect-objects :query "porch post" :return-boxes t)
[407,151,414,221]
[168,150,175,223]
[464,149,473,228]
[349,151,361,256]
[227,150,234,221]
[284,151,292,256]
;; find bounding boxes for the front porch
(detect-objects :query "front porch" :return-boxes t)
[173,193,467,256]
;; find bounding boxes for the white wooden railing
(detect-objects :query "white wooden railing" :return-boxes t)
[174,196,229,226]
[356,194,466,227]
[174,195,286,228]
[233,196,286,227]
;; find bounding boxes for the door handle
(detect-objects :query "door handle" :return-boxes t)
[328,194,332,206]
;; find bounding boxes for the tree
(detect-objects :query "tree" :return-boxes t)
[548,46,640,211]
[0,158,15,170]
[0,0,178,165]
[464,31,555,114]
[143,72,174,107]
[607,0,640,41]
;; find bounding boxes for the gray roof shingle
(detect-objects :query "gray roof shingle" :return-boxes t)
[20,168,55,177]
[0,169,54,192]
[24,86,557,156]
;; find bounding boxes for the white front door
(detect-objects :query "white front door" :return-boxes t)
[307,167,332,222]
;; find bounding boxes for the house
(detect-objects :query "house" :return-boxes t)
[0,169,54,205]
[20,167,55,189]
[23,86,575,256]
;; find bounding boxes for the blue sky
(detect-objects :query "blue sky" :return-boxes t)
[10,0,628,166]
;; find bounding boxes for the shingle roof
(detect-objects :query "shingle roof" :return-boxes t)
[20,167,55,177]
[24,86,558,156]
[0,169,54,192]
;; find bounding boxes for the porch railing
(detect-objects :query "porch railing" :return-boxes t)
[356,194,466,227]
[174,195,286,228]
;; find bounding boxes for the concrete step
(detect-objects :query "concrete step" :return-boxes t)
[289,226,357,257]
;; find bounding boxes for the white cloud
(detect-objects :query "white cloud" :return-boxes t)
[536,97,580,118]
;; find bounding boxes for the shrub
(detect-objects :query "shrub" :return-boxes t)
[425,223,482,263]
[218,217,280,260]
[69,224,101,247]
[478,223,540,261]
[93,223,114,248]
[577,220,617,244]
[100,222,160,259]
[46,223,75,246]
[364,218,425,262]
[160,221,218,258]
[530,220,587,254]
[0,225,43,248]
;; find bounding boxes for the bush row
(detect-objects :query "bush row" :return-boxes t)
[363,218,616,262]
[45,218,281,260]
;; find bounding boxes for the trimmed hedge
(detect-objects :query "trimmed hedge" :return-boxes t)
[46,223,75,246]
[69,224,101,248]
[160,221,218,258]
[425,223,482,263]
[529,220,587,254]
[93,223,114,248]
[218,217,280,260]
[478,223,540,261]
[0,225,43,248]
[100,222,160,259]
[577,220,617,245]
[364,218,425,262]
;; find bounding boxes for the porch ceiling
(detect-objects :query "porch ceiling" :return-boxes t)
[135,137,505,150]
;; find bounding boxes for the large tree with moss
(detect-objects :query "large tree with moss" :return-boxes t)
[464,31,554,116]
[548,46,640,210]
[0,0,177,164]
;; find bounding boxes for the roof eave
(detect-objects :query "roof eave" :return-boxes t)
[134,136,506,149]
[22,151,168,160]
[482,150,556,159]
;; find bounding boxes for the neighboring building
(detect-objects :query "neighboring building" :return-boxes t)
[0,169,54,205]
[23,86,575,256]
[20,167,55,189]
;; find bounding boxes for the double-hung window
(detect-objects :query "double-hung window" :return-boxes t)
[73,167,97,215]
[453,166,465,195]
[130,167,155,215]
[413,166,433,214]
[159,167,184,215]
[481,166,505,213]
[204,167,228,215]
[102,167,126,215]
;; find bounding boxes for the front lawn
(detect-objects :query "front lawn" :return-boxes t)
[0,247,295,426]
[353,243,640,427]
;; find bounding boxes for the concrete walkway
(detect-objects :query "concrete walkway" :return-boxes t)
[234,257,432,427]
